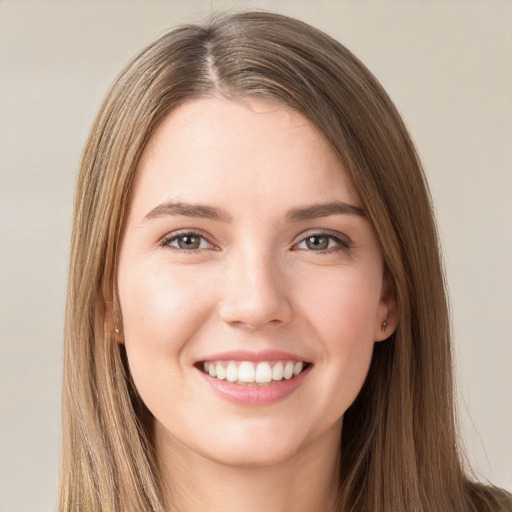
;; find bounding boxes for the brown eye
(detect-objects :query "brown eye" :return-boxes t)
[305,235,329,250]
[294,232,350,253]
[177,235,201,250]
[161,232,212,251]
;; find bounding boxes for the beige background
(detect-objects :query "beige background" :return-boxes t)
[0,1,510,510]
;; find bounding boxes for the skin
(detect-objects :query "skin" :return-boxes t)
[117,97,397,512]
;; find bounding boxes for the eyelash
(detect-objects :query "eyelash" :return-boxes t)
[159,230,215,254]
[158,230,351,255]
[293,230,352,255]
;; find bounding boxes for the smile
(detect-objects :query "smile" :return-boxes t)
[200,360,309,385]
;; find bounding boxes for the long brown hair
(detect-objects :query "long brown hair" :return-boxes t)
[60,11,506,512]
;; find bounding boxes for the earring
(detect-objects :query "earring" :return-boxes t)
[114,328,120,334]
[381,320,387,331]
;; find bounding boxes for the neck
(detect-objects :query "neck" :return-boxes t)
[156,422,342,512]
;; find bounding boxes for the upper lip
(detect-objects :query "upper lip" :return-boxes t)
[197,349,311,363]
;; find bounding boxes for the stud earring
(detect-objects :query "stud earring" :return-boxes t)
[114,328,120,334]
[381,321,387,331]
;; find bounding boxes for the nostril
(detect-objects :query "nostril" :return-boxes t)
[217,272,293,329]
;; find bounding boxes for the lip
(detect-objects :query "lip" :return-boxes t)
[198,349,308,363]
[195,361,312,407]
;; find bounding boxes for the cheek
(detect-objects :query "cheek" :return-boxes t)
[295,268,380,417]
[117,264,216,388]
[299,266,381,344]
[120,262,212,339]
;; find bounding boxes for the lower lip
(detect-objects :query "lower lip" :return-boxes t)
[196,365,312,406]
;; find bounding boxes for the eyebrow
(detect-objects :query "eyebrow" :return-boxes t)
[286,200,365,221]
[143,199,365,223]
[144,201,233,222]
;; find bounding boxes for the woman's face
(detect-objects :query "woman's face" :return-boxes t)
[117,97,395,468]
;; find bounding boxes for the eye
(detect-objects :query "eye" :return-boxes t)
[294,232,350,253]
[160,231,214,252]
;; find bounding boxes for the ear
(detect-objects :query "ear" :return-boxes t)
[105,292,124,345]
[374,275,399,342]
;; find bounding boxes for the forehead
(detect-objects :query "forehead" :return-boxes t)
[131,97,361,217]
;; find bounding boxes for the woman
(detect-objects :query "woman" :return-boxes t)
[59,11,510,512]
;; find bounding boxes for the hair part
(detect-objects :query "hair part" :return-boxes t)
[60,11,506,512]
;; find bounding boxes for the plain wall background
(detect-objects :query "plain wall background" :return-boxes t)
[0,1,510,510]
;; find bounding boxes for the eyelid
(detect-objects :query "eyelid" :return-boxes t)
[292,229,352,252]
[158,229,217,251]
[158,228,351,253]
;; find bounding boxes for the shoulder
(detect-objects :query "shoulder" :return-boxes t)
[486,487,512,512]
[467,483,512,512]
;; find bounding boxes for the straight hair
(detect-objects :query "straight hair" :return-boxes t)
[60,11,507,512]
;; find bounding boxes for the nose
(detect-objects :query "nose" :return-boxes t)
[218,248,293,330]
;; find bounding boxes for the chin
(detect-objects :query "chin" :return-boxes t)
[205,438,304,469]
[196,417,326,469]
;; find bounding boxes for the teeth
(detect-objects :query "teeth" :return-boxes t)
[272,361,284,380]
[201,360,307,384]
[283,361,294,380]
[255,362,272,383]
[226,361,238,382]
[216,362,226,380]
[238,361,255,383]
